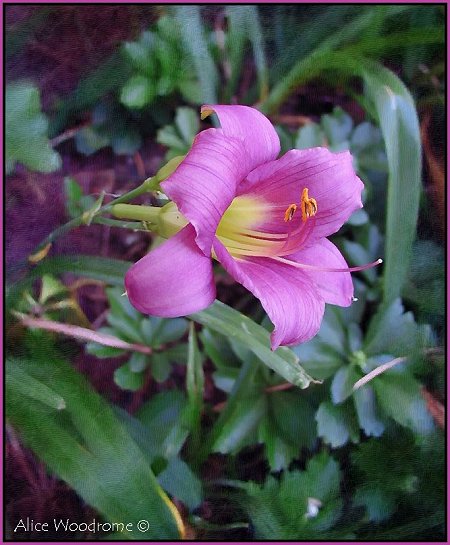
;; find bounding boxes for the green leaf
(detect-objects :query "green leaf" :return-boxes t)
[107,312,145,344]
[212,395,267,454]
[156,125,186,150]
[346,209,369,226]
[295,123,324,149]
[173,6,218,105]
[321,107,353,145]
[137,390,188,459]
[351,121,383,153]
[64,177,87,218]
[150,352,172,383]
[6,356,182,539]
[353,386,385,437]
[244,6,268,100]
[114,363,145,392]
[362,64,421,303]
[158,457,203,510]
[200,328,239,370]
[39,274,67,303]
[191,301,316,389]
[122,32,156,77]
[85,326,127,359]
[258,418,298,472]
[184,324,204,445]
[120,75,155,109]
[174,107,199,145]
[364,298,430,357]
[157,107,199,160]
[6,81,61,173]
[293,306,347,380]
[224,7,267,101]
[85,343,125,359]
[164,343,188,364]
[353,487,396,522]
[350,431,421,512]
[111,130,142,156]
[178,77,203,104]
[212,368,239,393]
[74,126,110,156]
[152,317,188,345]
[403,240,445,320]
[331,365,360,404]
[275,125,295,154]
[106,286,141,322]
[373,371,434,434]
[128,352,148,372]
[224,6,248,100]
[269,391,316,449]
[18,255,130,288]
[316,401,360,448]
[304,451,341,501]
[243,452,342,539]
[7,360,66,410]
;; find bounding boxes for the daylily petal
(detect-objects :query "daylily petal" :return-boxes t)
[240,148,363,242]
[161,106,280,257]
[288,238,354,306]
[201,104,281,169]
[213,238,325,350]
[125,224,215,316]
[161,129,250,256]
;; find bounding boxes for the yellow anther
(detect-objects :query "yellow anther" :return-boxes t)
[300,188,318,222]
[284,203,297,222]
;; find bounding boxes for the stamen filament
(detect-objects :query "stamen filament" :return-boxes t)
[269,256,383,272]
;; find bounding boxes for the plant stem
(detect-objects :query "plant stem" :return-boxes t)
[111,204,160,223]
[92,217,149,230]
[16,314,152,355]
[30,177,158,257]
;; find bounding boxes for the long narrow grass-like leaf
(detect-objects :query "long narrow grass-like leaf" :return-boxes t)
[190,300,316,389]
[7,255,130,313]
[7,362,66,411]
[243,6,268,102]
[198,355,262,461]
[362,63,422,303]
[225,6,268,102]
[173,6,218,105]
[261,10,442,114]
[6,355,183,539]
[184,323,204,454]
[224,6,247,100]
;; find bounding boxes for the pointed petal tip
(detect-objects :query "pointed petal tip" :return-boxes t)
[200,106,214,120]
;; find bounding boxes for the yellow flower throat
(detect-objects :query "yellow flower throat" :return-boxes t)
[216,187,318,258]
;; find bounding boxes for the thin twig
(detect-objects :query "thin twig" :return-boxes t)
[17,315,152,355]
[270,114,312,126]
[353,357,406,391]
[421,388,445,429]
[265,382,295,393]
[133,151,146,179]
[50,122,88,147]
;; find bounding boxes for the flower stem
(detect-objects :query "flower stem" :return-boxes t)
[29,177,158,260]
[91,217,149,230]
[111,204,160,223]
[29,153,188,260]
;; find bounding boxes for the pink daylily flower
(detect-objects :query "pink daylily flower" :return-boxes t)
[125,105,374,350]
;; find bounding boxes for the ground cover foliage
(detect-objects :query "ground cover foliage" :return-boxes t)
[5,5,445,541]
